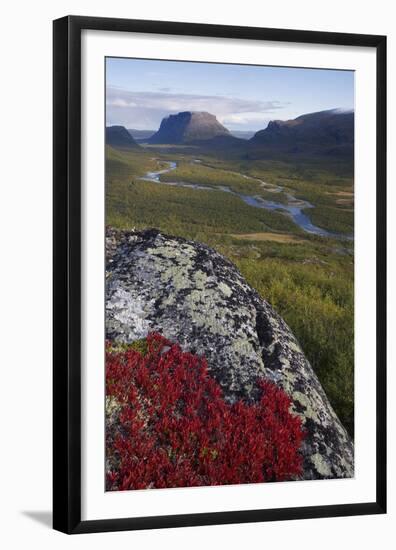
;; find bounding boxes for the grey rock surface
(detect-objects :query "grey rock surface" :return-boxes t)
[106,227,354,480]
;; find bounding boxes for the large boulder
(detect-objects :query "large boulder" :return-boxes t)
[105,227,354,480]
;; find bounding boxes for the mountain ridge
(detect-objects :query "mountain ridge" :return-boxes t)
[108,108,354,159]
[249,108,354,157]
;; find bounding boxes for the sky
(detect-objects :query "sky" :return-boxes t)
[106,57,354,132]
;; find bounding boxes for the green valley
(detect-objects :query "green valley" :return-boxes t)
[106,144,354,437]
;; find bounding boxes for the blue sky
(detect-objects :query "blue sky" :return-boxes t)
[106,57,354,132]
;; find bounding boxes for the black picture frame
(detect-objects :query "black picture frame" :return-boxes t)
[53,15,387,534]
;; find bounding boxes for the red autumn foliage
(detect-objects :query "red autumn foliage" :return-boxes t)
[106,333,304,491]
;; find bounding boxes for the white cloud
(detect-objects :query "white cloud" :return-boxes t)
[106,87,287,130]
[219,112,273,126]
[108,98,137,108]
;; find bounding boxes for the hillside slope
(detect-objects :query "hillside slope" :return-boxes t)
[249,109,354,157]
[106,125,140,149]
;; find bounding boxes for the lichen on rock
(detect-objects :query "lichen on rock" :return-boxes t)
[105,227,354,480]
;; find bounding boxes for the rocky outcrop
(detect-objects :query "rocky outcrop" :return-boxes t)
[148,111,230,144]
[105,227,354,480]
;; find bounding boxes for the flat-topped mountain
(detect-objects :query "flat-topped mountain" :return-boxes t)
[250,109,354,157]
[110,108,354,159]
[106,125,140,149]
[148,111,230,144]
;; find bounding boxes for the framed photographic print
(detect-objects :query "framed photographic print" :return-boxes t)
[53,16,387,534]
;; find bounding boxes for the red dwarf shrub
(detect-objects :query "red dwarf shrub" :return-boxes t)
[106,333,304,491]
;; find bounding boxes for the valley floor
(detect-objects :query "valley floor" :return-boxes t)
[106,145,354,436]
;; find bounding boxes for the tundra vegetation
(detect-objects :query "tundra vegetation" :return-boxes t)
[106,333,305,490]
[106,144,354,438]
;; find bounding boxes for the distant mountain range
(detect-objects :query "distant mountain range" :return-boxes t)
[106,108,354,159]
[126,127,254,142]
[127,129,155,141]
[229,130,256,140]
